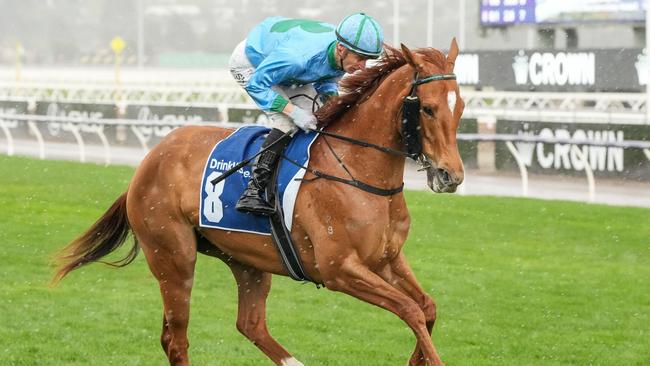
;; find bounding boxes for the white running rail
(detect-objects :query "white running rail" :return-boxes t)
[2,114,649,203]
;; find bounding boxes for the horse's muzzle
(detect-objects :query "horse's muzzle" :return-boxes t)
[426,166,463,193]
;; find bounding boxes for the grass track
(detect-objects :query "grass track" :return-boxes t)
[0,155,648,365]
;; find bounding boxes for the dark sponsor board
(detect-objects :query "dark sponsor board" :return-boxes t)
[125,104,223,123]
[459,118,479,169]
[456,48,648,92]
[495,120,650,180]
[124,104,226,146]
[0,101,30,139]
[0,100,28,114]
[29,101,118,145]
[228,108,267,124]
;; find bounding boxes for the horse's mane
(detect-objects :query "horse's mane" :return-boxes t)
[315,45,448,126]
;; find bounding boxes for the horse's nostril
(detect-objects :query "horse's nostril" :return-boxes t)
[437,169,451,185]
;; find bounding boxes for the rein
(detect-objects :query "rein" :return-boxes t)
[210,70,458,195]
[307,128,412,158]
[288,71,456,196]
[282,153,404,196]
[308,71,457,161]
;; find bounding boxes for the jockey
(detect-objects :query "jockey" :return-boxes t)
[230,13,384,215]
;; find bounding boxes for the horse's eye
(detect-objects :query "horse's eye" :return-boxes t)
[422,106,434,117]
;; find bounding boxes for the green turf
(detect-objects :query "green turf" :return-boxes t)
[0,155,648,365]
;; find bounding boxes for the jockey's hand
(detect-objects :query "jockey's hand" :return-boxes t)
[289,107,317,131]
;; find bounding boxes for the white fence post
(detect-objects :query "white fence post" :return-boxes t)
[505,141,529,197]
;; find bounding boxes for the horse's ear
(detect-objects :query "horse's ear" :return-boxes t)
[446,38,459,72]
[401,43,418,68]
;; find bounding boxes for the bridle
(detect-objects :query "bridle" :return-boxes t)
[286,71,457,196]
[401,72,457,160]
[302,71,457,160]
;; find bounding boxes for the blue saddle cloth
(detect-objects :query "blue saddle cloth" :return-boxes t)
[199,126,318,235]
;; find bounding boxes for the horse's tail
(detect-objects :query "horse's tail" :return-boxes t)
[51,192,139,285]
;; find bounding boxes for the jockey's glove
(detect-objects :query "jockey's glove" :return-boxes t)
[289,107,317,131]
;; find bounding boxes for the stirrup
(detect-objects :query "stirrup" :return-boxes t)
[236,188,276,215]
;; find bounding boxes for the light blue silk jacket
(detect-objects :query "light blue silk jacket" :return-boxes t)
[244,17,344,112]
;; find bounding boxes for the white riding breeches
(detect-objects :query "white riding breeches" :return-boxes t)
[229,39,318,133]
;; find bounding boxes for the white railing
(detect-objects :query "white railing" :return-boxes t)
[462,90,650,125]
[0,82,248,104]
[458,134,650,202]
[1,113,649,203]
[0,113,242,165]
[0,67,236,87]
[3,81,650,124]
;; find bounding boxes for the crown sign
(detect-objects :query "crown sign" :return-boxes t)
[635,48,648,86]
[512,50,529,85]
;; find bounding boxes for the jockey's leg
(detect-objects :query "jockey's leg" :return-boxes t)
[236,126,293,215]
[230,42,318,215]
[284,84,320,112]
[229,39,253,87]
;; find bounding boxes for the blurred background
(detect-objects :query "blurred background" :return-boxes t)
[1,0,649,206]
[2,4,648,365]
[2,0,649,66]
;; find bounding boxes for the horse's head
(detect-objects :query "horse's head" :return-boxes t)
[400,40,465,193]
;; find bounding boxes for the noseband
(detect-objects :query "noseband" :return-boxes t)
[401,72,457,160]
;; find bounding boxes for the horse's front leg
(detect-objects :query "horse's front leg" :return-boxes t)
[379,252,438,366]
[322,255,444,366]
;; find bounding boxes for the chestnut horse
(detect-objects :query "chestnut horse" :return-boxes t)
[53,41,464,366]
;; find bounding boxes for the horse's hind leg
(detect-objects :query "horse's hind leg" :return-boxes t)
[161,313,172,355]
[135,221,197,366]
[228,261,302,366]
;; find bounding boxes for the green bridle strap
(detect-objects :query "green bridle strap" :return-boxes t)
[413,73,457,86]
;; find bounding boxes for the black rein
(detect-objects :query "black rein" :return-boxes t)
[295,71,456,196]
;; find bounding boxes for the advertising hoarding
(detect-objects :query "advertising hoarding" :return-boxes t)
[455,48,648,92]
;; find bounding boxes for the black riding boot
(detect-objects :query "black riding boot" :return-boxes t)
[236,128,291,215]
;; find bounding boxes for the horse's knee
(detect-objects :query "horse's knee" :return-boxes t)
[398,301,427,326]
[161,329,172,353]
[235,318,249,336]
[236,317,266,343]
[421,295,437,323]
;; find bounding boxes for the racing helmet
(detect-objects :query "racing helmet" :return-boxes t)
[336,12,384,59]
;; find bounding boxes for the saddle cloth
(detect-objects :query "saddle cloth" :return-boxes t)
[199,126,318,235]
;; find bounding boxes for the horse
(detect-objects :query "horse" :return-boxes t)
[52,40,465,366]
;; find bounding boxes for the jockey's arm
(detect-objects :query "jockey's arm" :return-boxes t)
[313,80,339,105]
[313,79,339,97]
[282,103,294,114]
[245,49,306,114]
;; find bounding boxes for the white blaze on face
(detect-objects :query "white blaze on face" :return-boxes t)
[281,357,304,366]
[447,91,457,117]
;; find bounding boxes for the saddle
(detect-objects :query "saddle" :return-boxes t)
[199,126,317,282]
